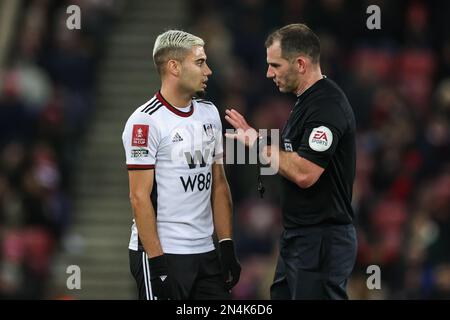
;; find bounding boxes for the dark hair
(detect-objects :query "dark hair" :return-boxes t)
[265,24,321,64]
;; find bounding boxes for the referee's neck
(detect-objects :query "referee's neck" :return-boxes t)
[295,69,323,97]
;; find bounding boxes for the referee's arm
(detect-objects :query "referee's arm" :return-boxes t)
[267,147,324,188]
[128,169,164,257]
[224,108,324,189]
[211,162,233,240]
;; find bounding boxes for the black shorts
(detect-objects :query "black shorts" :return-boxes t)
[129,249,230,300]
[270,223,357,300]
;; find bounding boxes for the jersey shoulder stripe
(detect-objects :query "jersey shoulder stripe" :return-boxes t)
[147,105,162,115]
[141,102,163,115]
[141,97,159,113]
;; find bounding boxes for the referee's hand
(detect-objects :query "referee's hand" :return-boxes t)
[148,254,173,300]
[219,239,241,290]
[225,109,258,148]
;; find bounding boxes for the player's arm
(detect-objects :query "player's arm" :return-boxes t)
[128,169,163,257]
[123,118,172,299]
[211,162,233,240]
[128,169,172,299]
[211,162,241,289]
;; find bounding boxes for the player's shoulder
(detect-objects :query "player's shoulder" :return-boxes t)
[137,95,165,117]
[193,97,220,116]
[127,96,164,124]
[193,97,219,113]
[193,97,215,106]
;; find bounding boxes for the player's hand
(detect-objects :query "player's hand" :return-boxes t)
[219,239,241,290]
[148,254,173,300]
[224,109,258,148]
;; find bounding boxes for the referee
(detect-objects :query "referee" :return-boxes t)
[225,24,357,299]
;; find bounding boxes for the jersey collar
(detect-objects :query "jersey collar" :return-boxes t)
[156,91,194,117]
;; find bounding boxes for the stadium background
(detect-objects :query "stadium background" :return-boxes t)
[0,0,449,299]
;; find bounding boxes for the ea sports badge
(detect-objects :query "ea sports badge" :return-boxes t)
[309,126,333,152]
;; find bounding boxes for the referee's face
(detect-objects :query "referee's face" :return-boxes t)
[266,41,299,94]
[179,45,212,97]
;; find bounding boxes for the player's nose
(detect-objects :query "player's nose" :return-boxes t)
[205,64,212,76]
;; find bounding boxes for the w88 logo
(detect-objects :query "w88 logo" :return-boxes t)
[180,172,212,192]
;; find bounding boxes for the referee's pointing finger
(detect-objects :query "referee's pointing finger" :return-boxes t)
[225,114,240,129]
[230,109,244,120]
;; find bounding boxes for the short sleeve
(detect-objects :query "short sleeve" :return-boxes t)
[122,114,160,170]
[296,102,347,168]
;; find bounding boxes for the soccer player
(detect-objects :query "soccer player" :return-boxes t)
[225,24,357,299]
[122,30,240,300]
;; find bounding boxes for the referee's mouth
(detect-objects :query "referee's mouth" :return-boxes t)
[201,79,208,88]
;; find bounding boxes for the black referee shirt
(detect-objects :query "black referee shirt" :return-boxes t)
[280,76,356,228]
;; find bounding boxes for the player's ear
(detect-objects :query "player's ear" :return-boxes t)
[167,59,181,77]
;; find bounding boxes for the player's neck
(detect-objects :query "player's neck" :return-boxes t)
[295,68,323,97]
[160,85,192,108]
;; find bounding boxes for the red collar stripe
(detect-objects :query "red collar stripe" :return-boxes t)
[156,91,194,117]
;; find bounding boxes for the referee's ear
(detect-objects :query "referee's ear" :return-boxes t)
[294,56,307,74]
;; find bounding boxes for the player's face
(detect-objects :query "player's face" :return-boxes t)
[179,46,212,98]
[266,41,299,93]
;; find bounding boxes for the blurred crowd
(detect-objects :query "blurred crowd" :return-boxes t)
[187,0,450,299]
[0,0,118,299]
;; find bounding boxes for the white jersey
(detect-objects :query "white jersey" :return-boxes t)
[122,91,223,254]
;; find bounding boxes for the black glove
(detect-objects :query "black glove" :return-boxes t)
[148,254,173,300]
[219,240,241,290]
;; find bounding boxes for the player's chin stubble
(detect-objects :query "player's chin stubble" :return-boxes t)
[195,90,206,98]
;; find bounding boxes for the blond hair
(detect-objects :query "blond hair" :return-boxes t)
[153,30,204,75]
